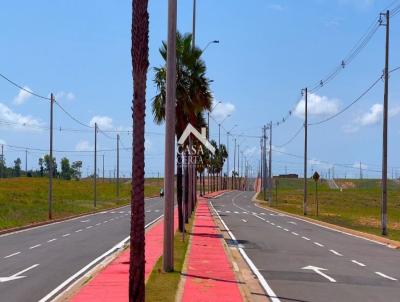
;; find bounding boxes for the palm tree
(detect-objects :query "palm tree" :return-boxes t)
[129,1,149,301]
[153,32,212,231]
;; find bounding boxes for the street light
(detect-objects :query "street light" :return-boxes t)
[202,40,219,53]
[207,101,221,139]
[218,114,231,146]
[226,124,238,177]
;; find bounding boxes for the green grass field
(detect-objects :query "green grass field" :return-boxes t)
[259,178,400,241]
[0,177,161,230]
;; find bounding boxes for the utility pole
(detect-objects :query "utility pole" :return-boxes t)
[303,88,308,216]
[192,0,196,50]
[263,126,267,200]
[48,93,54,219]
[226,133,230,184]
[233,138,236,189]
[381,10,389,236]
[94,122,97,208]
[102,154,105,182]
[117,134,120,198]
[25,149,28,174]
[238,144,240,190]
[260,136,263,193]
[269,122,272,205]
[163,0,177,272]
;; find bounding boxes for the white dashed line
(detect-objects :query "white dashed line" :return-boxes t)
[271,222,275,226]
[47,238,57,243]
[329,249,343,256]
[352,260,366,267]
[375,272,397,281]
[76,229,83,233]
[62,234,71,237]
[234,211,239,214]
[288,221,297,225]
[95,223,101,226]
[291,232,299,236]
[4,252,21,258]
[277,225,282,229]
[80,220,90,223]
[103,221,108,223]
[241,219,247,223]
[243,212,248,214]
[314,242,324,247]
[86,226,93,229]
[226,211,231,213]
[29,244,41,249]
[283,228,289,232]
[302,236,310,241]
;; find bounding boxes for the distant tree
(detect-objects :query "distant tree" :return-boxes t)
[43,154,57,177]
[38,158,44,177]
[60,157,72,180]
[71,160,82,180]
[14,158,21,177]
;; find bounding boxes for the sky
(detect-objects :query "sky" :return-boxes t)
[0,0,400,179]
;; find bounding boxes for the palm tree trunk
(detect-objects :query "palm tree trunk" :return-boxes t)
[130,1,149,300]
[176,154,183,232]
[184,152,189,223]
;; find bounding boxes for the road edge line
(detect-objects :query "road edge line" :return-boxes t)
[39,214,164,302]
[209,201,281,302]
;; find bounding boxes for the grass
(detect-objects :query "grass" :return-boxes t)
[259,178,400,241]
[145,218,194,302]
[0,177,160,230]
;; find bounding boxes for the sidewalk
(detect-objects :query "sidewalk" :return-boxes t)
[181,193,243,302]
[70,209,178,302]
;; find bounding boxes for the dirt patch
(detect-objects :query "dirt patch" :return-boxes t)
[339,181,356,189]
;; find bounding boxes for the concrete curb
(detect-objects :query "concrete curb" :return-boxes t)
[253,194,400,249]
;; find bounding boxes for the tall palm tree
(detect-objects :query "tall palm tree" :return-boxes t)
[153,32,212,231]
[129,0,148,301]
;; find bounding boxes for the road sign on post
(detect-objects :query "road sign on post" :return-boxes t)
[313,171,320,216]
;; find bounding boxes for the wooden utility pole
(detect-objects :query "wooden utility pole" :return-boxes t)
[94,123,97,207]
[25,149,28,174]
[381,10,389,236]
[263,126,267,200]
[48,93,54,219]
[303,88,308,216]
[102,154,105,182]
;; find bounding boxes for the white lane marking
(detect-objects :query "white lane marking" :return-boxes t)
[110,211,116,214]
[146,210,151,213]
[291,232,299,236]
[288,221,297,225]
[253,201,389,248]
[329,250,343,256]
[155,210,160,212]
[103,221,108,223]
[226,211,231,213]
[0,264,40,283]
[62,234,71,237]
[242,212,248,214]
[38,214,164,302]
[241,219,247,223]
[352,260,366,267]
[95,223,101,226]
[283,228,289,232]
[75,229,82,233]
[29,244,41,249]
[252,212,257,215]
[86,226,93,229]
[302,266,336,283]
[80,220,90,223]
[260,213,266,215]
[271,222,275,226]
[234,211,239,214]
[269,213,275,216]
[47,238,57,243]
[375,272,397,281]
[209,201,281,302]
[119,211,124,214]
[277,225,282,229]
[4,252,21,258]
[302,236,310,240]
[314,242,324,247]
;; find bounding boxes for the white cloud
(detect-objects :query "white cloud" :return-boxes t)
[344,103,400,133]
[269,4,286,11]
[55,91,75,101]
[89,115,113,130]
[294,93,340,118]
[212,101,235,122]
[75,140,93,152]
[0,102,43,131]
[13,87,32,105]
[309,158,333,170]
[353,162,368,170]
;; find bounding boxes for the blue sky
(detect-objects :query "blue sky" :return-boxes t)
[0,0,400,179]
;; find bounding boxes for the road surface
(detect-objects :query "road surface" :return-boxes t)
[0,197,164,302]
[211,191,400,302]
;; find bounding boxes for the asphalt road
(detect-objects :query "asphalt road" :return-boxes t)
[0,197,164,302]
[211,191,400,302]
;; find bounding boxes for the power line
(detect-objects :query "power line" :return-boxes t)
[0,72,50,101]
[275,124,304,148]
[54,100,93,129]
